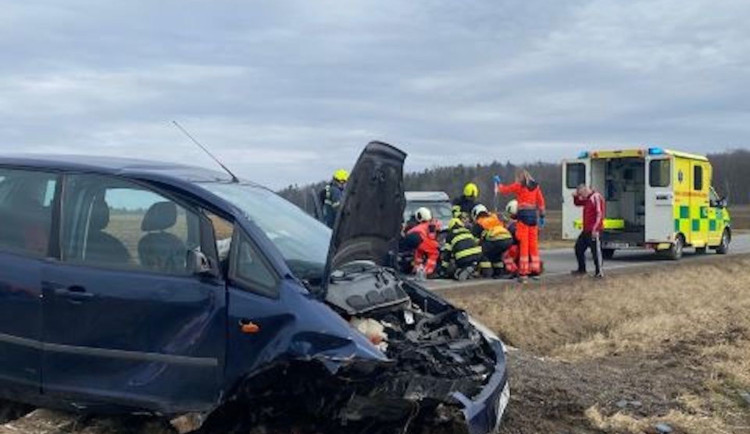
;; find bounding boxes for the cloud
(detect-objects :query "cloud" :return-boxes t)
[0,0,747,188]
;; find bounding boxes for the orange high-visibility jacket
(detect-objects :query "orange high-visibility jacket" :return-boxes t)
[496,181,546,213]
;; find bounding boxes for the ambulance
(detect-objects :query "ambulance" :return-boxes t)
[562,148,731,259]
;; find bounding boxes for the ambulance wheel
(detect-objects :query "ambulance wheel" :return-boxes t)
[666,235,684,260]
[602,249,615,260]
[716,229,730,255]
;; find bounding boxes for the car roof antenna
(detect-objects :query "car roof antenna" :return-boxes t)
[172,120,240,183]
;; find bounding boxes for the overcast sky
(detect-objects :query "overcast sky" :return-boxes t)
[1,0,748,189]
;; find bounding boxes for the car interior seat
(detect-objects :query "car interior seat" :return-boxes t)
[138,201,186,273]
[85,197,131,265]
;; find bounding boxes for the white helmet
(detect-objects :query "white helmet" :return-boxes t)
[471,204,488,221]
[505,200,518,216]
[415,207,432,223]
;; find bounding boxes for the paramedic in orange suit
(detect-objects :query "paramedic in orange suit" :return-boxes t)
[494,170,546,283]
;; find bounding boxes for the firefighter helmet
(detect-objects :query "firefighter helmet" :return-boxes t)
[471,204,488,221]
[505,200,518,217]
[415,207,432,223]
[463,182,479,198]
[333,169,349,183]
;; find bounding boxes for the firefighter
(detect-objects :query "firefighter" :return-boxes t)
[495,170,546,283]
[407,207,440,278]
[452,183,480,220]
[320,169,349,228]
[443,218,483,281]
[471,204,514,278]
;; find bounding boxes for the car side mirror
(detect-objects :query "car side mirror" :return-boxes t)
[719,197,728,208]
[187,249,213,276]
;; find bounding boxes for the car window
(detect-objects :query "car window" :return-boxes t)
[649,159,670,187]
[62,174,200,275]
[231,230,278,297]
[693,165,703,191]
[206,212,234,263]
[0,169,57,257]
[566,163,586,189]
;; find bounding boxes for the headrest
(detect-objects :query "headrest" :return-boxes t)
[90,197,110,231]
[141,201,177,232]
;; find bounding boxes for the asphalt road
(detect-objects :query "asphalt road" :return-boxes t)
[424,233,750,290]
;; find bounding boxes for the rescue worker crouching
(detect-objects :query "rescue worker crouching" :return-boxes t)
[500,200,520,278]
[406,207,441,279]
[320,169,349,228]
[442,217,483,281]
[471,204,514,278]
[495,170,546,283]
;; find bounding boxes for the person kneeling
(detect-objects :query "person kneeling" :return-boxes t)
[446,218,483,281]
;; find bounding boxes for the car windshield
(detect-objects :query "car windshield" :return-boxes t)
[202,182,331,281]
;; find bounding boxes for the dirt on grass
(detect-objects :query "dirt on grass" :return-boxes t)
[444,255,750,434]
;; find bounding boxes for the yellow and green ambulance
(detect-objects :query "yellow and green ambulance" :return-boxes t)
[562,147,731,259]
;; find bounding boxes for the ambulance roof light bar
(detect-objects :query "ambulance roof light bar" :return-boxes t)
[648,147,665,155]
[578,151,589,159]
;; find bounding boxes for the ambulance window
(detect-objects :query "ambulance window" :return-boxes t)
[649,159,670,187]
[693,166,703,191]
[566,163,586,189]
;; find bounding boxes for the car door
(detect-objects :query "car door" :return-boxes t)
[707,187,723,246]
[689,162,710,247]
[0,168,58,399]
[40,173,226,413]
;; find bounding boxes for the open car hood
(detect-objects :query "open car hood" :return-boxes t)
[322,141,406,293]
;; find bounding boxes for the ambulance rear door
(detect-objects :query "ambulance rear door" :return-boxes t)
[645,153,674,243]
[562,158,589,240]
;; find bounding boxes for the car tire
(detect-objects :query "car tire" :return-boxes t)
[602,249,615,260]
[716,229,730,255]
[665,235,684,260]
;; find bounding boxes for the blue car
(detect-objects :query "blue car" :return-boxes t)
[0,142,509,433]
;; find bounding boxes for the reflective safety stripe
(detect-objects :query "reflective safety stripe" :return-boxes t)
[455,246,482,260]
[483,226,511,241]
[479,261,492,269]
[451,233,475,245]
[492,262,505,268]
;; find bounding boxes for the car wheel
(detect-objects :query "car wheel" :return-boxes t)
[695,246,707,254]
[716,229,730,255]
[666,235,684,260]
[602,249,615,260]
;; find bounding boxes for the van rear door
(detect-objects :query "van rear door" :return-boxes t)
[645,155,674,243]
[562,159,589,240]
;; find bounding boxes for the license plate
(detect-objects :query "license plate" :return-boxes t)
[606,242,629,249]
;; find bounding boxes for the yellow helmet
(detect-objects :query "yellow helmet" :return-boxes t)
[463,182,479,198]
[333,169,349,183]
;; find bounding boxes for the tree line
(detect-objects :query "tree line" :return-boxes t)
[278,149,750,213]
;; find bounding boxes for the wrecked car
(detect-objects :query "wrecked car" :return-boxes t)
[0,142,509,433]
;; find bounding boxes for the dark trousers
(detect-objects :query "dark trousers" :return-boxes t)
[575,232,603,274]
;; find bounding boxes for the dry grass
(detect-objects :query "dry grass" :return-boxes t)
[446,256,750,433]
